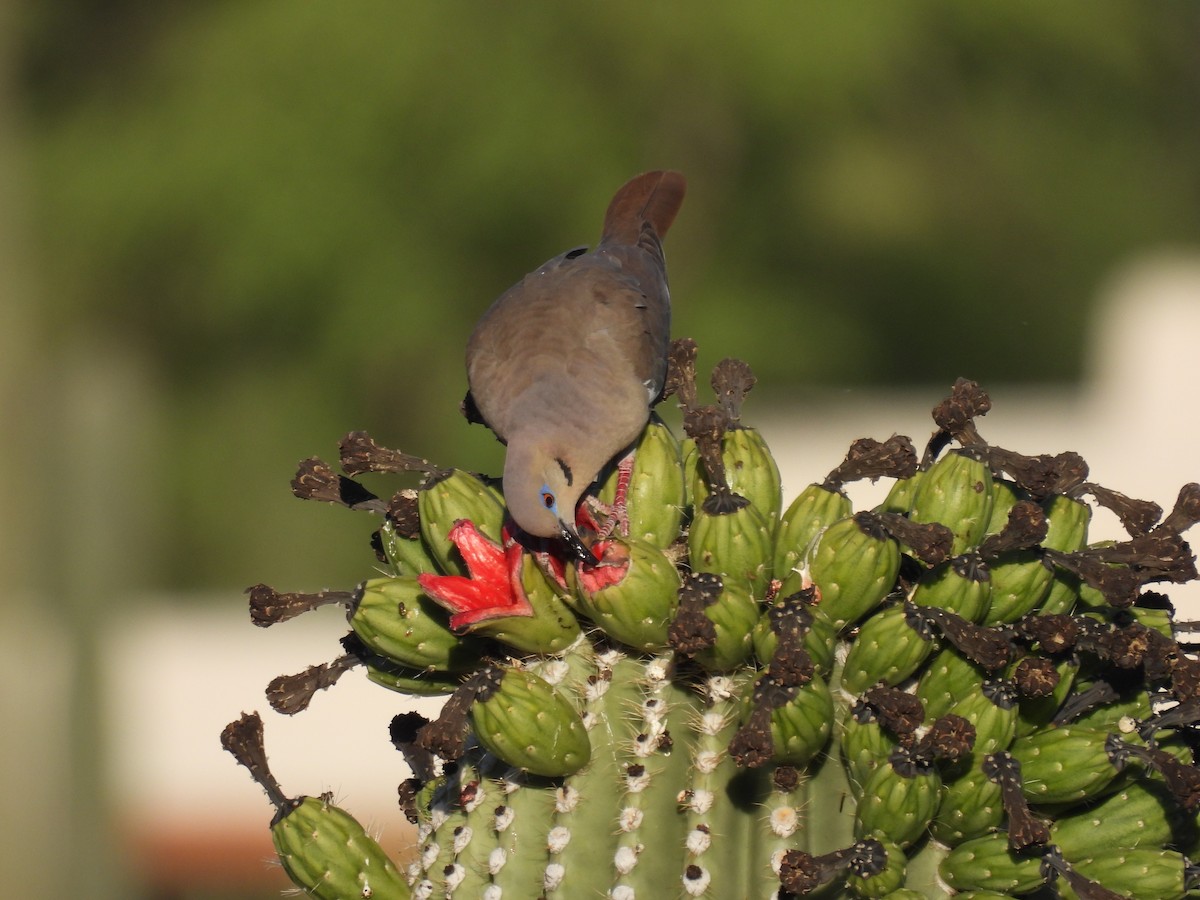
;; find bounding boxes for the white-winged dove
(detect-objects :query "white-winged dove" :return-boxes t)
[465,171,686,558]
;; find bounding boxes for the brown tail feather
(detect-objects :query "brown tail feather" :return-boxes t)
[600,170,687,246]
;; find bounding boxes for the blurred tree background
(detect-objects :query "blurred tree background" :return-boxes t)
[6,2,1200,898]
[15,0,1200,595]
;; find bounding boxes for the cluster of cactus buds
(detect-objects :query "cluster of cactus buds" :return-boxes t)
[226,344,1200,899]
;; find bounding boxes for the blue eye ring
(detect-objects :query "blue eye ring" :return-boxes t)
[540,484,557,511]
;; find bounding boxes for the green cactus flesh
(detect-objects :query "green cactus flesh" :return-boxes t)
[230,366,1200,899]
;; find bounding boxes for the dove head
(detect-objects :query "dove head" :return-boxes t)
[503,439,592,561]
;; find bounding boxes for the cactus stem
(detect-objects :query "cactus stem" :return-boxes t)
[386,489,423,539]
[1135,695,1200,741]
[246,582,353,626]
[291,456,388,511]
[779,838,885,896]
[1015,613,1080,654]
[1012,656,1060,698]
[417,668,490,762]
[913,606,1014,670]
[266,652,359,715]
[614,657,681,897]
[977,500,1048,559]
[390,711,439,783]
[1162,482,1200,534]
[1082,482,1163,536]
[757,765,805,895]
[1052,679,1118,726]
[220,712,293,821]
[669,572,723,659]
[930,378,992,450]
[663,337,700,412]
[339,430,446,481]
[684,406,731,492]
[1041,846,1125,900]
[862,685,925,738]
[983,750,1049,849]
[1108,735,1200,811]
[676,672,752,897]
[710,357,756,424]
[989,447,1089,500]
[876,512,954,566]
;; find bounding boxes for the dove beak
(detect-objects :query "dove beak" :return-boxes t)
[559,520,594,563]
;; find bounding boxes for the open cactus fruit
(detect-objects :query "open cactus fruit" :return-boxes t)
[224,339,1200,900]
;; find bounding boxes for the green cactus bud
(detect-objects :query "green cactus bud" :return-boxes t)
[774,482,854,584]
[768,674,835,766]
[1036,495,1092,616]
[1127,601,1174,639]
[688,495,774,598]
[801,511,902,631]
[847,838,906,898]
[680,435,700,507]
[350,577,481,672]
[670,573,760,672]
[910,451,994,556]
[687,425,783,523]
[273,794,410,900]
[596,415,686,548]
[932,760,1005,845]
[877,471,921,515]
[840,600,937,695]
[1014,654,1077,736]
[1066,849,1191,900]
[1073,572,1112,615]
[983,479,1024,534]
[1068,681,1153,733]
[735,670,834,768]
[568,536,682,651]
[946,679,1019,757]
[940,832,1046,894]
[1051,781,1188,859]
[469,666,591,777]
[982,551,1054,625]
[362,655,461,697]
[727,424,784,521]
[985,494,1091,623]
[911,553,992,623]
[854,749,943,849]
[376,501,440,576]
[917,646,987,721]
[841,704,900,795]
[419,468,505,576]
[752,598,838,676]
[1008,726,1123,805]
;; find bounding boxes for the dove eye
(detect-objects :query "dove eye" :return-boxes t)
[540,486,556,510]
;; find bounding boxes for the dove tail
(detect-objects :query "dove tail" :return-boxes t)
[600,170,687,247]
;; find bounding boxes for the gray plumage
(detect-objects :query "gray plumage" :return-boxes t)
[465,170,686,554]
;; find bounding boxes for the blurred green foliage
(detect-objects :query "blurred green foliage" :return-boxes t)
[17,0,1200,592]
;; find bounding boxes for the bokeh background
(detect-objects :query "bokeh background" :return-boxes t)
[2,2,1199,897]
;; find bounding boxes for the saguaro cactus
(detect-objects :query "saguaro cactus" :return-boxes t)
[226,349,1200,899]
